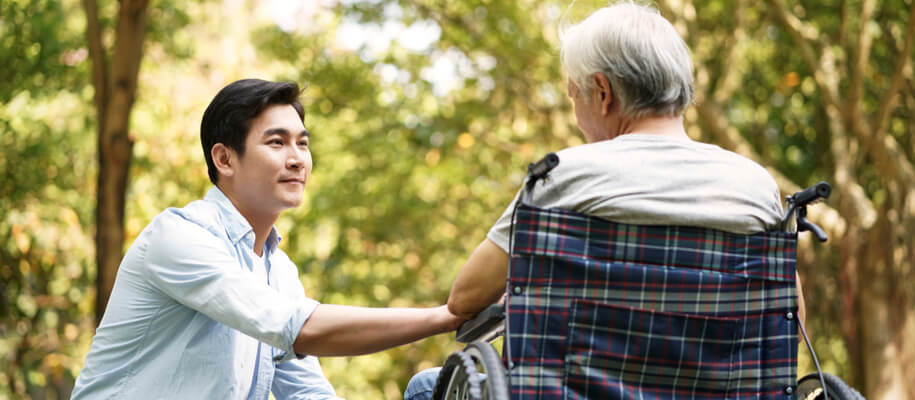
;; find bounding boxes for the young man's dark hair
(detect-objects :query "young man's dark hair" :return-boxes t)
[200,79,305,184]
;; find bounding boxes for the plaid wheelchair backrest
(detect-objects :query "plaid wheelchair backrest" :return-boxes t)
[506,204,799,400]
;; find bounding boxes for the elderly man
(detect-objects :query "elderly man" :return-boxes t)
[404,1,804,399]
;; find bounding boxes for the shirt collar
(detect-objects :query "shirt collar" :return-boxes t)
[204,186,282,251]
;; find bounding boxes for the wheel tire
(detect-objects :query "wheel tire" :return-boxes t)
[463,342,509,400]
[432,342,509,400]
[433,351,482,400]
[797,372,866,400]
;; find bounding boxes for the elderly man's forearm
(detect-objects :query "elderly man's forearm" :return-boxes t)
[447,290,498,319]
[448,239,509,318]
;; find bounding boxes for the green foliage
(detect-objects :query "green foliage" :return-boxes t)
[0,0,88,100]
[250,2,575,394]
[0,75,97,400]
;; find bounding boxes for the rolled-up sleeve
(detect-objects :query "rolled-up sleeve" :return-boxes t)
[486,189,523,253]
[272,356,341,399]
[141,212,318,356]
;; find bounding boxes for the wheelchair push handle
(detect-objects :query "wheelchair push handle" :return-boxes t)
[783,181,831,242]
[523,153,560,204]
[527,152,559,181]
[789,181,831,207]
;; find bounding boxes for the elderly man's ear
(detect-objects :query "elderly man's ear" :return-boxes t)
[591,72,614,115]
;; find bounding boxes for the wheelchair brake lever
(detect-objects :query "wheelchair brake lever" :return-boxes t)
[797,213,828,242]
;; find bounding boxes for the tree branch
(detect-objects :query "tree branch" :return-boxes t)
[874,3,915,137]
[82,0,108,124]
[713,0,748,104]
[839,0,848,45]
[765,0,840,109]
[105,0,149,128]
[694,99,847,237]
[766,0,878,228]
[655,0,700,53]
[94,0,148,322]
[846,0,877,117]
[839,4,915,189]
[825,105,878,229]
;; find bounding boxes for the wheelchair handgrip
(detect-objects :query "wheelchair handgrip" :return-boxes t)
[527,153,559,181]
[455,303,505,343]
[790,181,831,207]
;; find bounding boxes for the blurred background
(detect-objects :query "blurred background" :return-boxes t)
[1,0,913,398]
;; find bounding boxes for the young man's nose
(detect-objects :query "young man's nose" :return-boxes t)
[286,148,306,169]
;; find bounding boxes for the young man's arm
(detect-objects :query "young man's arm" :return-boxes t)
[288,239,507,358]
[445,238,508,320]
[145,213,462,359]
[294,305,463,357]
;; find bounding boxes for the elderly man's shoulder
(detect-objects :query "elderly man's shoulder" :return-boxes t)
[553,135,776,184]
[553,134,704,166]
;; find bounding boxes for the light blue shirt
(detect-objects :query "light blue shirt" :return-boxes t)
[72,187,340,399]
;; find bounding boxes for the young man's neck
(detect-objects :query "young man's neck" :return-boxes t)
[217,184,278,257]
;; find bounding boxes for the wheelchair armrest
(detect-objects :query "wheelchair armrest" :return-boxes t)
[455,303,505,343]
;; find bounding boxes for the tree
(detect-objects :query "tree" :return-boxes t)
[763,2,915,397]
[82,0,150,323]
[655,0,915,398]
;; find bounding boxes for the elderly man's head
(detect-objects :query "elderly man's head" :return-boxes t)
[560,1,693,121]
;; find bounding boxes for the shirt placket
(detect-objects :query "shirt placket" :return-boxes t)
[248,243,276,400]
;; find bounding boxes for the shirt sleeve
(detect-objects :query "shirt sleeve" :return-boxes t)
[141,211,318,357]
[486,188,523,254]
[271,356,341,400]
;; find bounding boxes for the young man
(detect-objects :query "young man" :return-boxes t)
[72,79,463,399]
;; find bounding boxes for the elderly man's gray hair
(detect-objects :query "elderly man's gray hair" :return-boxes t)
[560,0,694,119]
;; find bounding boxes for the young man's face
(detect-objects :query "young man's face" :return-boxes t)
[232,104,312,216]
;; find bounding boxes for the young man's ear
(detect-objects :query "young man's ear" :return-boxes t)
[591,72,614,115]
[211,143,236,180]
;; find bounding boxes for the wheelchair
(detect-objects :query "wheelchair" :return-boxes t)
[432,153,863,400]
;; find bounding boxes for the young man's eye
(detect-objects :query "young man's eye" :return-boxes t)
[268,139,283,145]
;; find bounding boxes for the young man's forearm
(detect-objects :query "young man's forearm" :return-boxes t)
[293,304,463,357]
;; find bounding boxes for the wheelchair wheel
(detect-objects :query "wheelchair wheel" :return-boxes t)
[797,372,865,400]
[432,341,509,400]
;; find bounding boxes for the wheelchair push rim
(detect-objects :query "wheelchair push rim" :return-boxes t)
[433,342,509,400]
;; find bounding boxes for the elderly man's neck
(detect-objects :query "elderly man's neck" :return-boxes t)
[599,114,688,142]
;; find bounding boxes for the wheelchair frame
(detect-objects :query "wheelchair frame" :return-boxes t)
[432,153,855,400]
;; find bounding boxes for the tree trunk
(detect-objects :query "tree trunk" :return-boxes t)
[856,209,915,399]
[658,1,915,398]
[83,0,150,325]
